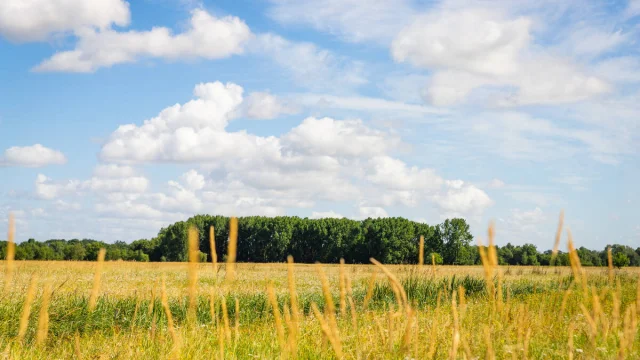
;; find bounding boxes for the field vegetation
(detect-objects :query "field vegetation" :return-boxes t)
[1,215,639,359]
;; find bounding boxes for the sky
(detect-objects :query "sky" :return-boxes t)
[0,0,638,250]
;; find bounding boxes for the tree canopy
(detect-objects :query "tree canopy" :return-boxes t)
[1,215,638,266]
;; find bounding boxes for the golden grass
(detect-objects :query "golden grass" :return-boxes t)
[1,213,639,359]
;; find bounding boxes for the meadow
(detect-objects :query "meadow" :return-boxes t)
[0,220,639,359]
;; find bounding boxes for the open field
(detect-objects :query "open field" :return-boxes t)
[1,260,639,359]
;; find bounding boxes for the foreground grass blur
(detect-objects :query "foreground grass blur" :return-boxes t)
[0,259,638,359]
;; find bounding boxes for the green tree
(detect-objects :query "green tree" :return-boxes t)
[612,252,630,268]
[438,218,473,265]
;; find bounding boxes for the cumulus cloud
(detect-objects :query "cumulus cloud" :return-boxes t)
[243,92,298,119]
[433,180,493,216]
[311,211,344,219]
[391,8,610,106]
[180,170,206,191]
[0,0,130,42]
[1,144,67,167]
[283,117,399,157]
[30,80,492,235]
[33,10,251,72]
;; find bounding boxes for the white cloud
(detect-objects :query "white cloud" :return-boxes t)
[391,8,610,106]
[1,144,67,167]
[295,93,446,115]
[392,9,530,76]
[433,180,493,215]
[487,179,506,189]
[366,156,443,192]
[250,33,367,89]
[33,10,251,72]
[358,206,389,219]
[93,164,136,178]
[311,211,344,219]
[180,170,205,191]
[283,117,399,157]
[35,174,79,200]
[83,176,149,193]
[267,0,414,44]
[0,0,130,42]
[243,92,298,119]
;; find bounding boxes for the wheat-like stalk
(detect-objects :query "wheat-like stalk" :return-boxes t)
[267,283,286,356]
[221,295,231,341]
[36,284,52,345]
[88,248,106,312]
[187,225,199,323]
[209,226,217,276]
[226,217,238,282]
[315,263,340,344]
[362,268,377,309]
[370,258,407,308]
[311,302,343,359]
[160,276,178,344]
[17,275,38,342]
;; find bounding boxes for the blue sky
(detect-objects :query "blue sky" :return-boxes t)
[1,0,639,250]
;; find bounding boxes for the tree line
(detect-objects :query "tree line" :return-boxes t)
[1,215,639,267]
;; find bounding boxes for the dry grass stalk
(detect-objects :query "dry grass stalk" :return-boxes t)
[418,235,424,268]
[36,284,52,345]
[17,275,38,342]
[560,288,572,316]
[401,307,415,352]
[314,263,340,342]
[160,276,178,345]
[74,332,82,359]
[88,248,106,312]
[579,303,597,345]
[339,258,347,317]
[370,258,407,308]
[568,321,574,360]
[4,213,15,292]
[226,217,238,281]
[607,247,614,284]
[362,268,378,309]
[187,225,199,323]
[551,210,564,264]
[484,326,495,360]
[267,283,286,356]
[488,221,498,267]
[311,303,343,359]
[209,225,217,275]
[218,326,225,360]
[131,295,141,332]
[427,319,438,359]
[148,285,156,316]
[221,295,231,341]
[286,256,300,347]
[282,304,297,359]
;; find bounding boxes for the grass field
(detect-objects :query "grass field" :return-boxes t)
[1,258,639,359]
